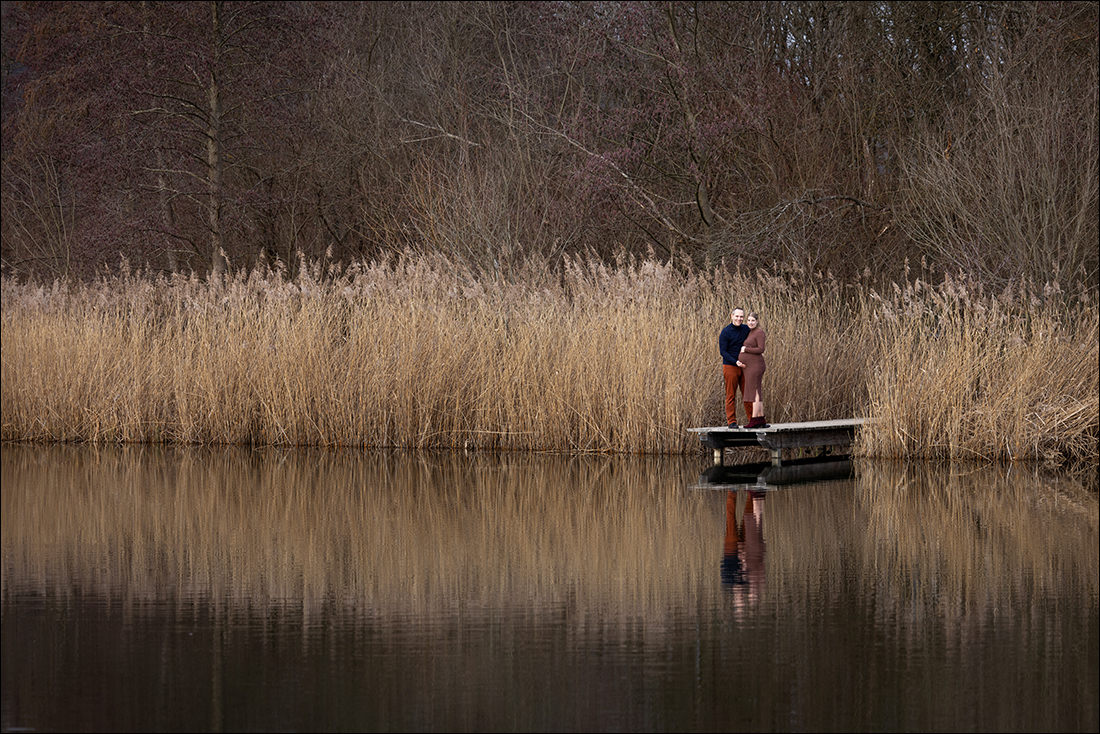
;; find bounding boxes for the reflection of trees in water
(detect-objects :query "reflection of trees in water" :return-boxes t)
[3,446,1096,631]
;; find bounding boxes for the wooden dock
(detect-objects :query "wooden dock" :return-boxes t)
[688,418,868,466]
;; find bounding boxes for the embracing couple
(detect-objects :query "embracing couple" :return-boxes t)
[719,307,769,429]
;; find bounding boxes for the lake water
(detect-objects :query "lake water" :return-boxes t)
[2,444,1097,732]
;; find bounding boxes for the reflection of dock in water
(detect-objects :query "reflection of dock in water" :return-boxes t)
[692,455,854,492]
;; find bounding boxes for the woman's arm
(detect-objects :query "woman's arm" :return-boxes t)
[743,331,766,354]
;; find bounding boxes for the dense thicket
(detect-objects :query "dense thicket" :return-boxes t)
[2,1,1097,287]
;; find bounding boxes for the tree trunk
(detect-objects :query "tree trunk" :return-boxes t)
[207,0,225,275]
[142,1,179,271]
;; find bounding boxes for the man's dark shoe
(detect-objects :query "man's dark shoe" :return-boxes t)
[727,423,738,429]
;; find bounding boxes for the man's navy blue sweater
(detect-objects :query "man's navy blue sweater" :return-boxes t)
[719,323,751,366]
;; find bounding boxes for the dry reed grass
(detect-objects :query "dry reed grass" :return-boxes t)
[859,274,1099,464]
[2,253,1096,463]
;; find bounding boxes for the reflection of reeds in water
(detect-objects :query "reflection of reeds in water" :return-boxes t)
[3,446,1096,627]
[2,255,1095,462]
[766,459,1098,633]
[858,460,1098,604]
[0,445,723,620]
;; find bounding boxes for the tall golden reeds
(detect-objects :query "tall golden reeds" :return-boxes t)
[2,253,1096,463]
[859,275,1099,464]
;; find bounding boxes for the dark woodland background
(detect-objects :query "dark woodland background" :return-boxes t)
[2,1,1097,287]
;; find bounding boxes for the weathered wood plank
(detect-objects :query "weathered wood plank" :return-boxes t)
[687,418,869,434]
[688,419,870,464]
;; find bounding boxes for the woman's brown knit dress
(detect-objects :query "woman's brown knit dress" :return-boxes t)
[740,328,766,402]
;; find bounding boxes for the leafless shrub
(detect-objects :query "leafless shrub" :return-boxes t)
[897,11,1099,287]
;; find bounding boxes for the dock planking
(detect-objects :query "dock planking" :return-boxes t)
[688,418,869,466]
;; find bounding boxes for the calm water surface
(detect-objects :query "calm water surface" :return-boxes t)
[2,444,1097,732]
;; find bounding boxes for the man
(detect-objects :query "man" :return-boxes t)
[719,307,751,428]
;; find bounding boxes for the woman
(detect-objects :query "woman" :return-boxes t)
[736,312,769,428]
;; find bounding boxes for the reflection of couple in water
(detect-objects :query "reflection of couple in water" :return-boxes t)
[721,490,766,605]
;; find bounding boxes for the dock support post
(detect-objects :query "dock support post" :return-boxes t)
[771,448,783,467]
[713,448,723,465]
